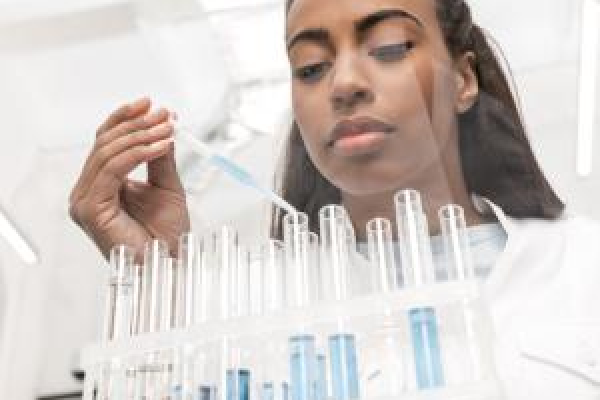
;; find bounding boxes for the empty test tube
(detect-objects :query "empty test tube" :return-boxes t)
[367,218,400,293]
[262,240,286,312]
[140,239,168,333]
[176,233,202,328]
[394,190,435,288]
[319,205,351,302]
[283,212,312,307]
[215,226,239,320]
[439,205,474,281]
[409,307,444,389]
[104,245,135,341]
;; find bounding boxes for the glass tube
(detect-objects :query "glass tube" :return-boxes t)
[199,385,218,400]
[319,205,350,302]
[394,190,435,288]
[140,239,168,333]
[159,258,175,332]
[307,232,323,303]
[315,353,327,400]
[283,212,311,307]
[262,382,274,400]
[328,334,360,400]
[177,233,202,328]
[262,240,285,313]
[409,307,444,389]
[236,245,252,317]
[439,205,473,281]
[108,245,135,340]
[226,369,250,400]
[289,334,317,400]
[130,264,142,335]
[367,218,400,293]
[216,226,239,320]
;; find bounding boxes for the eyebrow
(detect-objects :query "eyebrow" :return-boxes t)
[286,9,423,52]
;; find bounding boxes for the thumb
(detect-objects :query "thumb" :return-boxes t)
[147,142,184,192]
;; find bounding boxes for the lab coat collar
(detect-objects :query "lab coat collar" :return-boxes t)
[470,194,516,238]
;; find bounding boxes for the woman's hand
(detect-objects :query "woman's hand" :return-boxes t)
[69,98,190,261]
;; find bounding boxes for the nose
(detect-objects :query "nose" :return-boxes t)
[330,54,374,112]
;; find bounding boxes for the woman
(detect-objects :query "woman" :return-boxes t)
[69,0,600,398]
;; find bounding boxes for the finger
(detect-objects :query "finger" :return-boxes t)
[96,97,151,137]
[147,141,184,192]
[76,122,174,200]
[86,137,175,201]
[95,108,170,150]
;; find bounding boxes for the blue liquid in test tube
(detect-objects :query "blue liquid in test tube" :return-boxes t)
[282,382,291,400]
[227,369,250,400]
[289,335,317,400]
[199,385,218,400]
[262,382,274,400]
[409,307,444,389]
[315,354,327,400]
[328,334,360,400]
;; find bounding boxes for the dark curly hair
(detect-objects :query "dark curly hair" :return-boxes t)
[272,0,564,238]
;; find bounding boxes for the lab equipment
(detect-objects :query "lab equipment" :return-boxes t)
[82,189,504,400]
[176,125,297,217]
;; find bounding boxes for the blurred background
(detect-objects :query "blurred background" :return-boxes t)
[0,0,598,398]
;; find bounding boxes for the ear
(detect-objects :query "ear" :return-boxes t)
[454,51,478,114]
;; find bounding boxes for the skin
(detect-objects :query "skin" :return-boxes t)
[286,0,490,238]
[69,98,189,261]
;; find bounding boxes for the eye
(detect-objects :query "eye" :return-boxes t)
[369,42,414,62]
[293,62,330,83]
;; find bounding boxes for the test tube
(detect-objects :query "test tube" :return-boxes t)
[439,205,473,281]
[329,334,360,400]
[130,263,142,335]
[367,218,400,293]
[315,353,327,400]
[215,226,239,320]
[283,212,311,307]
[262,240,286,313]
[199,385,218,400]
[234,245,251,318]
[226,369,250,400]
[106,245,135,340]
[307,232,323,302]
[319,205,350,302]
[409,307,444,389]
[176,233,202,328]
[262,382,275,400]
[289,335,317,400]
[140,239,168,333]
[394,189,435,287]
[159,258,175,332]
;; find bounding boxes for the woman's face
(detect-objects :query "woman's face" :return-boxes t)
[286,0,472,196]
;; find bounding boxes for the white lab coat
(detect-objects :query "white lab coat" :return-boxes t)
[474,199,600,399]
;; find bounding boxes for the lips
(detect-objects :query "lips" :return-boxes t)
[329,116,395,146]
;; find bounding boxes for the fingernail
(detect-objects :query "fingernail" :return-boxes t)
[150,137,174,149]
[146,108,170,123]
[130,97,149,108]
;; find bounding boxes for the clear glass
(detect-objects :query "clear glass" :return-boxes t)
[141,239,169,334]
[366,218,400,293]
[319,205,351,302]
[439,205,474,281]
[394,190,435,288]
[283,212,311,307]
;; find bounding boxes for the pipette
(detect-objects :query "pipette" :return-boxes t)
[175,125,297,217]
